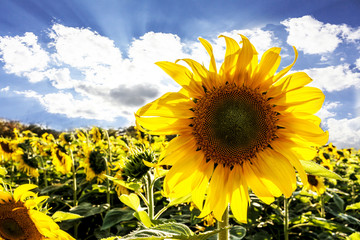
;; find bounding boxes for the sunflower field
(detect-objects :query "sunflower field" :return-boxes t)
[0,126,359,240]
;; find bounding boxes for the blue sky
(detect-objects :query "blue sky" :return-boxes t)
[0,0,359,148]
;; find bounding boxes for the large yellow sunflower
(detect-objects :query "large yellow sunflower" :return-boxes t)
[135,35,328,222]
[0,184,75,240]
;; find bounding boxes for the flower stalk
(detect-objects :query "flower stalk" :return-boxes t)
[284,197,290,240]
[218,205,229,240]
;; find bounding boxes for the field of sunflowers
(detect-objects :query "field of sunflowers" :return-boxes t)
[0,125,359,240]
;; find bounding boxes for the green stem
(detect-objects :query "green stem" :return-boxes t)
[146,172,155,220]
[70,149,77,207]
[320,194,325,218]
[105,130,112,207]
[218,205,229,240]
[284,197,289,240]
[154,206,169,220]
[39,156,48,187]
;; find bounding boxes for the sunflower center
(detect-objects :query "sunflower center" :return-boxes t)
[89,150,107,174]
[307,175,318,186]
[0,218,26,239]
[192,84,278,167]
[0,142,12,153]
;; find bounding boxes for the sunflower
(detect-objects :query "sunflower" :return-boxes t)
[51,144,73,175]
[0,184,75,240]
[0,138,16,161]
[83,145,107,183]
[13,149,40,178]
[303,174,326,195]
[135,35,328,222]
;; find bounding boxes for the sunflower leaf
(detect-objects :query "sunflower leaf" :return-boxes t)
[52,211,83,222]
[346,202,360,211]
[101,208,136,230]
[299,160,343,180]
[120,193,142,211]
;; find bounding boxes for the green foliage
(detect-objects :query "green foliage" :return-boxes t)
[0,126,359,240]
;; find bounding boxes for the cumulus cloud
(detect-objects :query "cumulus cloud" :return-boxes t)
[303,64,360,92]
[281,15,360,54]
[316,101,341,121]
[0,86,9,92]
[356,58,360,70]
[324,117,360,148]
[0,32,49,79]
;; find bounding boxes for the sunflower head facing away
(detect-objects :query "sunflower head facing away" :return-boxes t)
[135,35,328,222]
[0,184,75,240]
[83,145,108,183]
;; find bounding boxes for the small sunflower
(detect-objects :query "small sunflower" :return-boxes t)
[0,184,75,240]
[13,149,40,178]
[136,35,328,222]
[83,145,107,183]
[0,138,16,161]
[303,174,326,195]
[51,144,73,175]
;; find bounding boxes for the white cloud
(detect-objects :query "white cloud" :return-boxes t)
[324,117,360,148]
[316,101,341,121]
[0,32,49,76]
[281,15,360,54]
[303,64,360,92]
[0,86,9,92]
[356,58,360,70]
[49,24,123,69]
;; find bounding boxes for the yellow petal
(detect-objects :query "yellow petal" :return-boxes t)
[164,149,204,197]
[218,35,240,80]
[160,137,198,166]
[155,61,204,97]
[230,165,249,223]
[191,161,213,210]
[267,72,312,98]
[200,166,229,220]
[13,184,38,202]
[270,87,325,114]
[199,38,217,74]
[271,46,298,83]
[135,115,193,135]
[237,35,258,86]
[180,58,213,90]
[136,92,194,118]
[271,139,308,185]
[251,47,281,89]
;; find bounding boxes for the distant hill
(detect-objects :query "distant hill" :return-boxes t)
[0,118,62,138]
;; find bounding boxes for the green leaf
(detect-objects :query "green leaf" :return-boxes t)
[230,226,246,240]
[332,192,344,212]
[134,210,153,228]
[346,202,360,211]
[101,208,136,230]
[106,175,142,192]
[299,160,343,180]
[349,232,360,240]
[309,217,355,233]
[70,202,110,217]
[120,193,142,211]
[52,211,83,222]
[121,222,231,240]
[167,194,192,207]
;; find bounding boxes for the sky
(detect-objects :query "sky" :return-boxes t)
[0,0,359,148]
